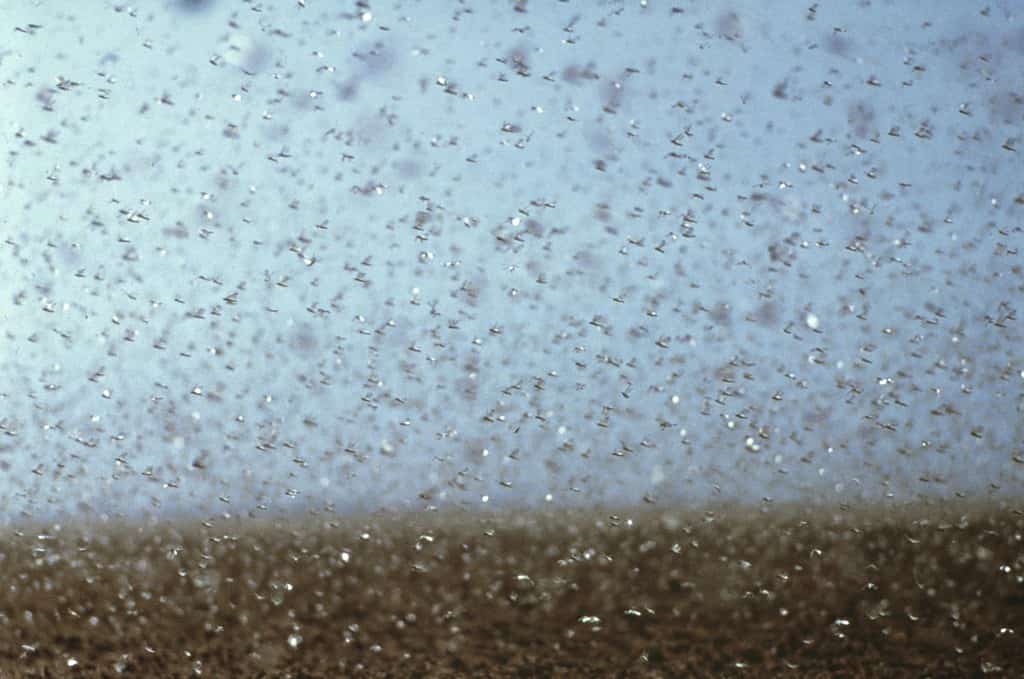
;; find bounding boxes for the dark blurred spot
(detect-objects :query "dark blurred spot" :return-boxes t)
[561,63,596,85]
[824,32,852,57]
[768,241,796,267]
[600,78,625,112]
[456,377,478,402]
[708,303,732,325]
[751,301,778,326]
[573,250,599,269]
[847,101,876,138]
[236,43,271,74]
[175,0,216,14]
[522,219,544,238]
[290,324,319,354]
[802,408,830,426]
[394,158,423,179]
[163,224,189,240]
[355,41,397,77]
[987,90,1024,124]
[36,87,56,110]
[715,11,742,39]
[336,79,359,102]
[503,42,533,74]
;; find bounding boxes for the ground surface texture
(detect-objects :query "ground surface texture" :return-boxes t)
[1,501,1022,677]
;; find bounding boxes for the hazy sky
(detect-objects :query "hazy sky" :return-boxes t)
[1,0,1022,521]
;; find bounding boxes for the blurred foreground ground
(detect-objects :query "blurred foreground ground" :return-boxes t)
[1,501,1021,677]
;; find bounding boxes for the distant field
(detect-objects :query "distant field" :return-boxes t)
[1,501,1021,677]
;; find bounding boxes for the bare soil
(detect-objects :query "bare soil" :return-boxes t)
[1,501,1022,677]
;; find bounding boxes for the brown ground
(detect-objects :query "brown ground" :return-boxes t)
[1,500,1022,677]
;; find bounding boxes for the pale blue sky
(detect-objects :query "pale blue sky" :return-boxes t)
[1,0,1022,520]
